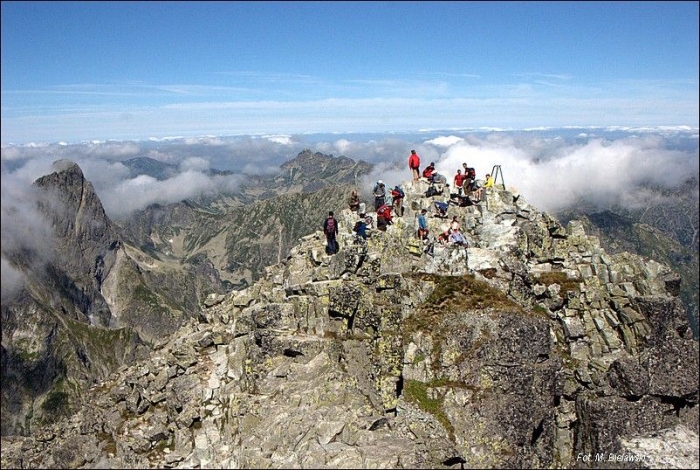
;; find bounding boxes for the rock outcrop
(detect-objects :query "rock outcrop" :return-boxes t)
[1,177,697,468]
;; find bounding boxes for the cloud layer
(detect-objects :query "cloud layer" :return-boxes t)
[2,128,698,299]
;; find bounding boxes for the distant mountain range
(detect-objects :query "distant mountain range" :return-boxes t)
[122,156,234,180]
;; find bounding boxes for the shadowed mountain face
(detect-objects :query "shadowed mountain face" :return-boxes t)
[1,160,224,435]
[119,150,374,289]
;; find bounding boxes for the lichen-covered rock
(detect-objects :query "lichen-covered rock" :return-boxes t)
[2,178,697,469]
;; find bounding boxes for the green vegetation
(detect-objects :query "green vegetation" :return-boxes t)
[404,379,458,441]
[41,390,68,413]
[534,271,581,295]
[406,273,523,322]
[402,273,522,373]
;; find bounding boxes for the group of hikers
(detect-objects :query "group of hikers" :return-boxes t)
[324,149,495,255]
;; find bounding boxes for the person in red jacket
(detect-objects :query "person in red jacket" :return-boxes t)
[422,162,436,181]
[408,149,421,181]
[376,204,393,231]
[453,169,467,195]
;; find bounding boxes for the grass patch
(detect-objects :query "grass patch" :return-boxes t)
[403,379,459,441]
[534,271,581,294]
[403,273,524,372]
[41,390,68,413]
[414,273,524,314]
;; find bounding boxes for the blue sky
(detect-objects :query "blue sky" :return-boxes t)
[1,1,698,144]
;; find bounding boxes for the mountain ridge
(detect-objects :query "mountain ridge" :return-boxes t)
[1,159,697,468]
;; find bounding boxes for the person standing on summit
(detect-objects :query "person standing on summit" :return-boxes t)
[408,149,421,181]
[373,180,386,210]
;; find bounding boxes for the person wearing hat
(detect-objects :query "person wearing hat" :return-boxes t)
[373,180,386,210]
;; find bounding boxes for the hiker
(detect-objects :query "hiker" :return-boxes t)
[391,185,405,217]
[376,204,393,231]
[361,212,374,230]
[422,162,436,181]
[417,208,428,240]
[473,173,494,202]
[423,237,435,257]
[448,193,470,207]
[450,215,460,233]
[437,228,451,245]
[424,182,442,198]
[433,201,449,218]
[449,229,467,246]
[453,169,467,196]
[461,163,476,194]
[353,217,368,241]
[408,149,421,181]
[348,189,360,213]
[373,180,386,211]
[323,211,339,254]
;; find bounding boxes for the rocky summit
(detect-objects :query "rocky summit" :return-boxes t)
[1,176,698,469]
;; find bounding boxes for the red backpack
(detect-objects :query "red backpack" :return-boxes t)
[325,217,336,234]
[377,205,391,218]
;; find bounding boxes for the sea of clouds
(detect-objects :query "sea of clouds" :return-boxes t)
[2,127,698,300]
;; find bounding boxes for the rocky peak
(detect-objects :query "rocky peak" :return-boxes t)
[279,149,373,190]
[1,175,697,468]
[27,159,120,323]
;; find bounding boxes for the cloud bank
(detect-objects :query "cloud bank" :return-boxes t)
[2,128,698,299]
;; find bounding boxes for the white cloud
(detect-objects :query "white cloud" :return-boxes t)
[180,157,210,172]
[1,129,697,299]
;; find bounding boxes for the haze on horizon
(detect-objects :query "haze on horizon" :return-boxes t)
[1,2,698,145]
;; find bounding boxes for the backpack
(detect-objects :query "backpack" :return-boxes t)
[325,217,336,235]
[394,186,405,198]
[466,167,476,180]
[425,185,439,197]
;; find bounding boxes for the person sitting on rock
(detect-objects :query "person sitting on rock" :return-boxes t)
[474,173,494,202]
[348,189,360,212]
[422,162,436,181]
[434,201,449,218]
[449,229,466,246]
[437,228,450,245]
[353,217,368,241]
[450,215,460,233]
